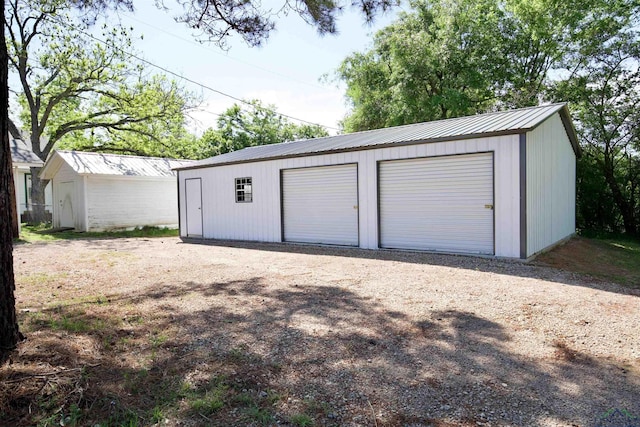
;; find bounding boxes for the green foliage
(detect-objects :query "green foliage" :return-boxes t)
[549,0,640,234]
[8,0,199,160]
[335,0,610,132]
[575,152,620,232]
[56,74,203,159]
[336,0,503,131]
[199,100,329,156]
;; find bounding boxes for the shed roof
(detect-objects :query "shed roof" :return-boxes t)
[40,150,194,180]
[177,103,579,171]
[10,134,43,167]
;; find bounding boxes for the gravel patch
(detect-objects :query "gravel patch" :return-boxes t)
[9,237,640,426]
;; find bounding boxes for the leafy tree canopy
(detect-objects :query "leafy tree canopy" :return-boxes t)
[199,100,329,157]
[8,0,198,160]
[54,74,204,159]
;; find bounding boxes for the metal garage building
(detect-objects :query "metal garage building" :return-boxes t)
[175,103,580,259]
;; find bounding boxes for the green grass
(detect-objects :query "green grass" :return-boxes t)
[15,224,178,243]
[290,413,314,426]
[597,237,640,286]
[188,381,228,416]
[549,232,640,287]
[244,406,273,425]
[17,271,68,286]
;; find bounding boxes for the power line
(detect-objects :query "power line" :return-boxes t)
[46,15,340,132]
[118,11,330,91]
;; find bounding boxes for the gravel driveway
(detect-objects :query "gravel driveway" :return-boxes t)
[9,237,640,426]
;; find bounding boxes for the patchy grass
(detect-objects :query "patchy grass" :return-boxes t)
[15,224,178,243]
[290,413,315,426]
[16,272,68,286]
[536,235,640,288]
[4,236,640,427]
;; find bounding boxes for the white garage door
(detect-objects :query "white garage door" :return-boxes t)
[379,153,494,254]
[282,164,358,246]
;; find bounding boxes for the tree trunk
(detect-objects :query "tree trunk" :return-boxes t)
[602,153,637,235]
[8,163,18,237]
[29,168,49,224]
[0,0,23,359]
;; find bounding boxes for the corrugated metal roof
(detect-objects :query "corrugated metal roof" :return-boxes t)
[178,103,578,171]
[10,134,43,166]
[54,150,193,177]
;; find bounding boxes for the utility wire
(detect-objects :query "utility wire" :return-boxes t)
[118,11,330,91]
[47,15,340,132]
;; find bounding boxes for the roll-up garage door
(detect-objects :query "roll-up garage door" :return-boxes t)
[282,164,358,246]
[379,153,494,254]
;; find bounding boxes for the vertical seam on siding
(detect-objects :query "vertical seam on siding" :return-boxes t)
[376,160,382,249]
[83,176,88,232]
[355,162,361,248]
[279,169,285,242]
[177,171,182,237]
[519,133,527,259]
[491,152,496,256]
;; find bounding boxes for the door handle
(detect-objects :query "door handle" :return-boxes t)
[484,204,494,210]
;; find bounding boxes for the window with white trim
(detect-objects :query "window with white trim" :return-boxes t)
[235,177,252,202]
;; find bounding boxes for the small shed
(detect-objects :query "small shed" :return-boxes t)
[175,103,580,259]
[40,150,191,232]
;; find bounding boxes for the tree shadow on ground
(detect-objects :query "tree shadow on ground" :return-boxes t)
[180,238,640,297]
[2,277,638,426]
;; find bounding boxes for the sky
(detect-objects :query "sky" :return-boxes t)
[109,2,403,135]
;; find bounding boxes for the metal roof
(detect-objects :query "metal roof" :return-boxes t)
[10,134,43,166]
[178,103,579,171]
[43,150,194,178]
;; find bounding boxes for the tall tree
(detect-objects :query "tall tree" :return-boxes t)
[7,0,198,223]
[200,100,329,157]
[552,27,640,235]
[0,0,22,355]
[336,0,504,131]
[334,0,614,131]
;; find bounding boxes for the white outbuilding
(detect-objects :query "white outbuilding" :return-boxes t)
[175,103,580,259]
[40,150,191,232]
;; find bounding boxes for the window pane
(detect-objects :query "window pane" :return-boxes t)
[235,177,253,203]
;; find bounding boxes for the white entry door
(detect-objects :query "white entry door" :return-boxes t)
[58,181,75,229]
[282,164,359,246]
[379,153,494,255]
[185,178,203,237]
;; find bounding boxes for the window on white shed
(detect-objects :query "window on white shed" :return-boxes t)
[235,177,253,202]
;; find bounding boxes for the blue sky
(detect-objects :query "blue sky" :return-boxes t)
[113,2,402,135]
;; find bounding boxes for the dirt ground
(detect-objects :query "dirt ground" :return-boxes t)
[2,237,640,426]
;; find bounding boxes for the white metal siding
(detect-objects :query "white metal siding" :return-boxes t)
[178,134,521,257]
[526,114,576,256]
[85,176,178,231]
[282,164,358,246]
[379,153,494,254]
